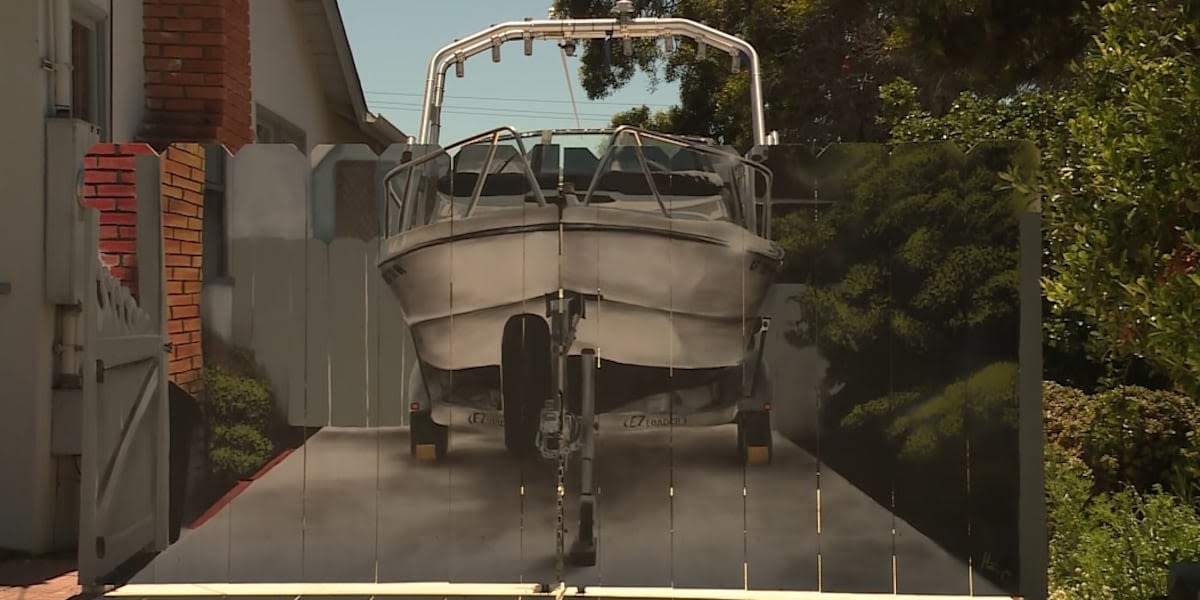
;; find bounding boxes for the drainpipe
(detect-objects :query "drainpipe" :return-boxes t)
[51,0,72,115]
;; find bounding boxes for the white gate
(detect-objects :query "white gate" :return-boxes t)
[76,154,171,586]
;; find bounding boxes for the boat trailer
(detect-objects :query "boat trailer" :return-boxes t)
[526,286,772,571]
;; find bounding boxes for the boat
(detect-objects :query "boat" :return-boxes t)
[376,2,784,466]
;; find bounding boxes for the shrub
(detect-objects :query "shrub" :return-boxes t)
[1047,444,1200,600]
[202,364,276,481]
[204,365,273,427]
[1045,381,1200,495]
[208,423,274,480]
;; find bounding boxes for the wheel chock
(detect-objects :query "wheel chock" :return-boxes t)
[745,445,771,466]
[414,443,438,461]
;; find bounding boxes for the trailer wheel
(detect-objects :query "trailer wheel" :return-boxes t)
[410,409,448,461]
[501,315,552,458]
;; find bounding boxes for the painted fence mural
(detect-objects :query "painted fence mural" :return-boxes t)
[221,144,418,428]
[88,139,1043,598]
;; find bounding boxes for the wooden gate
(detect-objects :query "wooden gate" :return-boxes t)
[76,154,170,586]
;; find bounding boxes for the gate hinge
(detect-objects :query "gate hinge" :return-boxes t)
[95,359,104,383]
[163,342,174,353]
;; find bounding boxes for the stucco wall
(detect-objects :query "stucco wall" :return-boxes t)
[249,0,350,150]
[0,1,59,553]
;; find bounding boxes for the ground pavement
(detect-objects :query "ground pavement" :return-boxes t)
[126,425,1003,598]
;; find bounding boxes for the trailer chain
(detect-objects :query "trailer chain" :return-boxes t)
[555,395,567,581]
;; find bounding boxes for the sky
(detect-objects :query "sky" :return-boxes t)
[339,0,681,144]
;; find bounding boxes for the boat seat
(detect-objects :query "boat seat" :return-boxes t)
[427,144,540,220]
[436,144,533,198]
[591,146,729,215]
[562,147,600,193]
[527,143,561,192]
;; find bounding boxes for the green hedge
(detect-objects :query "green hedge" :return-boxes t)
[203,365,275,481]
[1045,380,1200,599]
[1045,381,1200,496]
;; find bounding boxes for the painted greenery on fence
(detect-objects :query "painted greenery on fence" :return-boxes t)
[203,365,275,481]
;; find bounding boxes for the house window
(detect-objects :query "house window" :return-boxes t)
[71,22,92,122]
[202,144,230,282]
[254,104,307,151]
[69,0,109,139]
[334,160,381,240]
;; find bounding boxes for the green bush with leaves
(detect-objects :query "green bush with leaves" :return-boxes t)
[1046,443,1200,600]
[884,0,1200,395]
[1045,381,1200,497]
[203,364,275,481]
[846,361,1019,460]
[208,423,274,481]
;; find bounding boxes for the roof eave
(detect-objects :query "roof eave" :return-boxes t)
[365,113,410,145]
[320,0,371,122]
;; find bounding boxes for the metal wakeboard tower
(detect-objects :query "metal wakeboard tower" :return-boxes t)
[416,1,776,147]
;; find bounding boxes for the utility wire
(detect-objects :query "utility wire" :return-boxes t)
[369,104,613,124]
[365,89,678,108]
[369,100,616,120]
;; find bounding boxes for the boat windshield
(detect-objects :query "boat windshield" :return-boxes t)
[382,126,772,238]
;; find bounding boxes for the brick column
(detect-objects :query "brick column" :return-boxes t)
[141,0,253,151]
[161,143,206,395]
[134,0,254,394]
[83,142,206,394]
[83,143,156,294]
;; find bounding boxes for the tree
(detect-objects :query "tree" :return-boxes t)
[1042,0,1200,395]
[884,0,1200,395]
[553,0,1094,149]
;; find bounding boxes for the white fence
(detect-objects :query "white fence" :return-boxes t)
[226,236,417,428]
[220,145,416,428]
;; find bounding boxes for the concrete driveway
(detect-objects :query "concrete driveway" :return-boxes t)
[131,425,1004,596]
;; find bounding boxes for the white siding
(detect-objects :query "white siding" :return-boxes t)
[249,0,349,150]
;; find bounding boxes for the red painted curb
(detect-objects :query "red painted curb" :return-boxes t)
[248,448,295,481]
[186,448,295,530]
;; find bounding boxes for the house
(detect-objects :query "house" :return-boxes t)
[0,0,407,556]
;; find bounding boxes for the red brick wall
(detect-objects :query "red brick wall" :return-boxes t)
[81,142,207,395]
[141,0,253,151]
[161,144,206,395]
[84,143,156,296]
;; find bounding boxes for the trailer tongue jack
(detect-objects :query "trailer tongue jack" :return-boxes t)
[538,290,599,569]
[568,347,598,566]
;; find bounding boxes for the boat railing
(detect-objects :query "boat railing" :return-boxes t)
[381,125,773,240]
[584,126,774,238]
[381,126,549,234]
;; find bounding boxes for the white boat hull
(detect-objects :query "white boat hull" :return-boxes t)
[379,206,783,371]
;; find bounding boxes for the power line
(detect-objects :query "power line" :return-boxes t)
[369,99,618,120]
[364,89,679,108]
[371,104,612,124]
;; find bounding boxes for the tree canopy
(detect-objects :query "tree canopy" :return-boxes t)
[886,0,1200,396]
[554,0,1093,148]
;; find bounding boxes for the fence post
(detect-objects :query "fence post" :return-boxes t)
[135,153,171,551]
